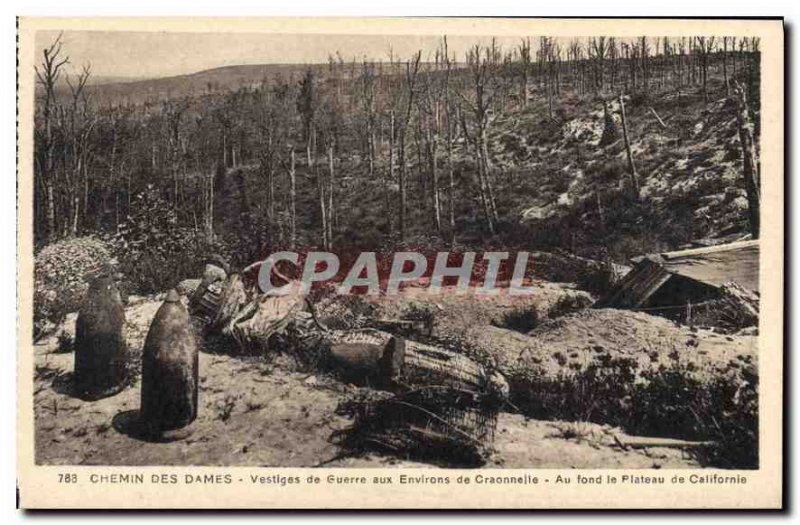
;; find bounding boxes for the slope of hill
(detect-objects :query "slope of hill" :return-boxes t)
[34,49,761,275]
[490,75,757,260]
[209,70,758,266]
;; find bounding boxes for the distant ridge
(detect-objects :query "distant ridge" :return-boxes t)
[58,62,444,106]
[71,64,325,105]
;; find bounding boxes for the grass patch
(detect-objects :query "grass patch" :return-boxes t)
[507,353,758,469]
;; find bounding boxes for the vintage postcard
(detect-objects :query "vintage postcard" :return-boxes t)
[16,17,784,509]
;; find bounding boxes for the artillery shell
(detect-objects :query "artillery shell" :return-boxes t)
[74,275,128,400]
[140,289,199,440]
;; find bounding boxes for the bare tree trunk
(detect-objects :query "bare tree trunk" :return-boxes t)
[203,167,214,243]
[398,53,422,241]
[368,127,375,180]
[268,162,275,229]
[702,50,709,101]
[71,194,79,237]
[289,147,296,249]
[82,152,89,227]
[327,144,335,247]
[734,83,760,238]
[426,113,441,234]
[723,37,730,96]
[388,109,396,231]
[45,183,56,239]
[318,165,328,250]
[619,94,640,198]
[595,189,605,228]
[474,130,496,236]
[480,130,499,224]
[446,103,456,244]
[399,130,408,240]
[35,36,69,241]
[221,131,227,169]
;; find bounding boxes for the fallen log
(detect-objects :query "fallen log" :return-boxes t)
[614,435,715,450]
[189,272,509,404]
[648,107,668,129]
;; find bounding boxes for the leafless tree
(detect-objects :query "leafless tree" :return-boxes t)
[518,38,532,107]
[397,50,422,240]
[35,33,69,240]
[734,82,760,238]
[695,37,716,101]
[462,44,501,234]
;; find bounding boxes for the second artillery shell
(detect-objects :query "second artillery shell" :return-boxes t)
[140,289,199,438]
[74,274,128,400]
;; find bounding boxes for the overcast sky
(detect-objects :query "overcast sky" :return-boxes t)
[35,31,539,80]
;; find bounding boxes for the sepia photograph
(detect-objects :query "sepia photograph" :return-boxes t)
[16,16,784,509]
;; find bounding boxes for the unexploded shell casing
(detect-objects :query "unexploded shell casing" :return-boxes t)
[74,275,128,400]
[140,289,199,433]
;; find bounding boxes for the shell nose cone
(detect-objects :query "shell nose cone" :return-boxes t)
[165,289,181,303]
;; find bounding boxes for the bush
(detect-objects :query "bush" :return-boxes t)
[547,292,595,319]
[507,353,758,469]
[110,185,232,294]
[34,236,114,338]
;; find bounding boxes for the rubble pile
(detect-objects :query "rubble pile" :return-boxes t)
[186,260,509,466]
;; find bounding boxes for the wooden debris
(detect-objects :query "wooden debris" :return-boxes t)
[648,107,668,129]
[374,317,432,337]
[718,281,759,328]
[619,94,640,198]
[615,435,715,450]
[223,292,305,353]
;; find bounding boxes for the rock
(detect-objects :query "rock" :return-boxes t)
[176,279,201,297]
[736,326,758,336]
[202,263,227,284]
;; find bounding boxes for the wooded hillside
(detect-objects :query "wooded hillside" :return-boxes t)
[33,35,762,290]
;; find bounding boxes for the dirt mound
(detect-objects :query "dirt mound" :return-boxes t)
[467,308,758,467]
[368,280,591,337]
[460,308,755,380]
[524,308,756,376]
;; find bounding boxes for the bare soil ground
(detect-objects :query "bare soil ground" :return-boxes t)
[34,291,702,469]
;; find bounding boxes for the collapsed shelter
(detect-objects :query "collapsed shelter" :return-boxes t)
[598,240,759,312]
